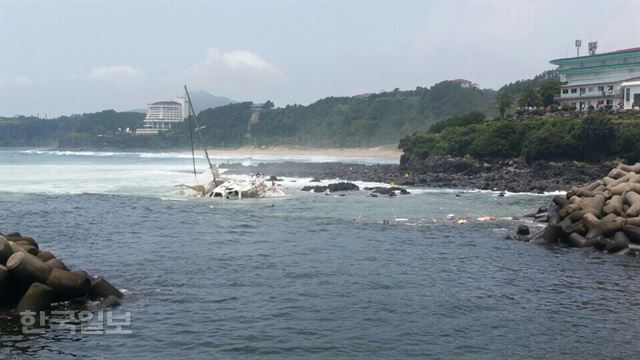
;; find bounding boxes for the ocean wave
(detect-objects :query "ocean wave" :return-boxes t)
[20,150,119,157]
[17,150,396,164]
[138,152,196,159]
[410,188,563,196]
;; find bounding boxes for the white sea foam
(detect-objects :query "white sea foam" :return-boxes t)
[408,187,563,196]
[20,149,119,157]
[2,149,559,198]
[17,149,398,165]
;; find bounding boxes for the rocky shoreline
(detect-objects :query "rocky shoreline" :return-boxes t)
[220,156,611,193]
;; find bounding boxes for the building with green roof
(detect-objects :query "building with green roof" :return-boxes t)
[550,46,640,111]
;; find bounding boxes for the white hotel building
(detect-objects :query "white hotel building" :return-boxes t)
[550,46,640,110]
[136,97,189,135]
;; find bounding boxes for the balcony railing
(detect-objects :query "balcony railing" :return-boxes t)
[556,90,620,99]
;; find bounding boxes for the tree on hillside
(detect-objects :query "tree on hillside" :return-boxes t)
[499,70,558,105]
[494,90,512,117]
[538,80,563,107]
[517,87,542,108]
[263,100,274,110]
[427,111,486,134]
[577,116,616,161]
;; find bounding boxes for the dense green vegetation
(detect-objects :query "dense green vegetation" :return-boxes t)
[190,102,253,147]
[249,81,496,147]
[0,111,144,147]
[426,112,486,134]
[0,71,594,152]
[400,113,640,163]
[499,70,560,106]
[57,103,254,149]
[398,70,640,165]
[1,80,498,148]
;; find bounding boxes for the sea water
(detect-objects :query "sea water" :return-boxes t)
[0,149,639,359]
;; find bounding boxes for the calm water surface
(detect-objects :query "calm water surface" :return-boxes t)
[1,149,639,359]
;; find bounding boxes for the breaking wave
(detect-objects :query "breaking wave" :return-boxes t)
[17,149,398,165]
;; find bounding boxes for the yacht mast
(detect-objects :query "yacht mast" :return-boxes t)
[184,85,220,181]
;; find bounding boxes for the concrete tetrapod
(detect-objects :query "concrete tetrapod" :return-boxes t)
[100,295,121,308]
[46,268,91,302]
[90,276,124,299]
[512,162,640,256]
[7,236,39,249]
[45,258,69,271]
[6,252,53,286]
[37,251,56,262]
[0,232,122,311]
[0,236,15,264]
[15,282,53,314]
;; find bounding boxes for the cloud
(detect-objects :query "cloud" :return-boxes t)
[221,50,279,71]
[413,0,640,88]
[0,75,32,88]
[166,48,284,102]
[10,75,31,88]
[88,65,144,82]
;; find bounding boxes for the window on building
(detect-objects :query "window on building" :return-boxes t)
[627,88,631,102]
[562,89,568,94]
[588,87,593,92]
[606,99,613,105]
[597,86,605,91]
[607,85,614,91]
[579,88,586,94]
[571,88,577,94]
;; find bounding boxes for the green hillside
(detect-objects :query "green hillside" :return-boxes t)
[249,81,496,147]
[0,79,499,149]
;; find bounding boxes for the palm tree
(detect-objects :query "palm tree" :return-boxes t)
[494,90,512,117]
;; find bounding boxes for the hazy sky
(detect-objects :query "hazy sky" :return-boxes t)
[1,0,639,116]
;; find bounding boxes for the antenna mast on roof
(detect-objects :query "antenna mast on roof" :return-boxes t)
[588,41,598,55]
[575,39,582,57]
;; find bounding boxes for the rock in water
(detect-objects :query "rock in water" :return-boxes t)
[516,224,530,236]
[301,185,328,193]
[327,182,359,192]
[364,186,411,196]
[302,182,359,193]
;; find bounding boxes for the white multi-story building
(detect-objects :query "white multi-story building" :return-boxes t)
[136,97,189,135]
[550,46,640,110]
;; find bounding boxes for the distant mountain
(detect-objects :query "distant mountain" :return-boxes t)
[129,91,235,114]
[188,91,235,114]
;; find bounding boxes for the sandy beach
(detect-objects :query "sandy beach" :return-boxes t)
[198,146,402,160]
